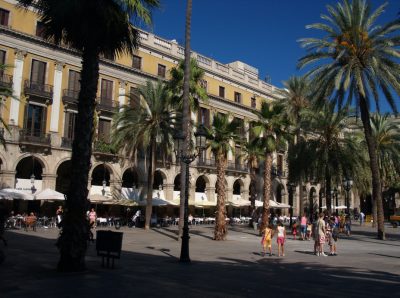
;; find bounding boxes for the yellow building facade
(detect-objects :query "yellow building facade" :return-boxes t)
[0,0,327,216]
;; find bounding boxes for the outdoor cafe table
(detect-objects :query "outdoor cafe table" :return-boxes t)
[205,217,215,224]
[97,217,107,227]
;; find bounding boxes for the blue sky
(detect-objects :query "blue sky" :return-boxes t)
[148,0,400,113]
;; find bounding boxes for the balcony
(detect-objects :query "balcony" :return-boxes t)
[62,89,79,105]
[96,97,118,112]
[92,140,118,160]
[19,130,51,152]
[23,80,53,102]
[197,158,216,168]
[227,162,248,173]
[0,74,13,88]
[61,137,73,148]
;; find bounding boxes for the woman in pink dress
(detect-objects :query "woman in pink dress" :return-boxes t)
[89,208,97,228]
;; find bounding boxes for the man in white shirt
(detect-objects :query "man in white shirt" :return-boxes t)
[359,211,365,226]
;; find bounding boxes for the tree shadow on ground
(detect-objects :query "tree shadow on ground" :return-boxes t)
[2,231,400,298]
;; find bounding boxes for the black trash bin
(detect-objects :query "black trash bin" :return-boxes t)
[96,230,123,268]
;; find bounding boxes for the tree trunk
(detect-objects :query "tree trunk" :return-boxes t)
[250,166,256,212]
[145,137,156,230]
[214,154,228,240]
[325,169,332,216]
[178,0,192,242]
[260,149,272,233]
[56,47,99,272]
[297,132,304,217]
[359,95,385,240]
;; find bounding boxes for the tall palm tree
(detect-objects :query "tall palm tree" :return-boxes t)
[167,56,208,241]
[249,102,291,231]
[206,113,242,241]
[112,79,179,230]
[297,0,400,240]
[238,139,262,211]
[288,103,368,216]
[0,63,17,147]
[275,74,312,215]
[17,0,162,271]
[370,112,400,201]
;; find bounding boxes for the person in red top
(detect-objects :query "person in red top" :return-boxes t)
[300,213,308,241]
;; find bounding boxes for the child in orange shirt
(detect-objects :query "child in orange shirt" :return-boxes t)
[292,221,298,240]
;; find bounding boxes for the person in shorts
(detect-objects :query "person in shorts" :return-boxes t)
[260,223,274,256]
[273,221,286,257]
[300,213,307,240]
[317,213,327,256]
[328,217,339,256]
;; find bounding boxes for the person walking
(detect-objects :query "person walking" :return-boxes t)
[273,221,286,257]
[312,216,319,255]
[260,223,274,256]
[300,213,307,241]
[306,220,312,241]
[329,217,340,256]
[359,211,365,226]
[292,220,298,240]
[56,206,63,224]
[0,202,9,246]
[89,208,97,228]
[251,209,258,230]
[317,213,327,256]
[345,215,352,236]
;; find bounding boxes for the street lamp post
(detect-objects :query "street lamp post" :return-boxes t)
[342,176,353,215]
[173,124,207,263]
[286,183,296,228]
[31,156,36,194]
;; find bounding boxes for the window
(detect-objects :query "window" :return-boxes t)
[157,64,166,78]
[101,79,113,100]
[277,154,283,172]
[251,97,256,108]
[235,146,241,165]
[200,79,208,92]
[219,86,225,98]
[36,21,46,38]
[0,50,5,76]
[132,55,141,70]
[30,59,46,87]
[64,112,76,140]
[234,92,242,104]
[198,107,210,128]
[68,70,81,93]
[99,119,111,141]
[129,86,140,107]
[23,104,47,137]
[0,9,9,27]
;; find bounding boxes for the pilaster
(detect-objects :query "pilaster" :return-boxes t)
[1,170,16,188]
[49,60,66,146]
[10,49,27,125]
[41,174,57,190]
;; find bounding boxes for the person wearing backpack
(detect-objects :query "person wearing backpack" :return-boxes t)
[329,217,340,256]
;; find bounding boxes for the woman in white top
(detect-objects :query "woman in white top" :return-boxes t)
[272,221,286,257]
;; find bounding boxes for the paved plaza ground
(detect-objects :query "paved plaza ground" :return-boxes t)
[1,221,399,298]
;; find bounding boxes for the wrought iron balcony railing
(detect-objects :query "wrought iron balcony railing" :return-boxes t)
[23,79,53,100]
[61,137,73,148]
[197,158,216,168]
[0,74,13,88]
[19,130,51,145]
[62,89,79,104]
[96,97,118,112]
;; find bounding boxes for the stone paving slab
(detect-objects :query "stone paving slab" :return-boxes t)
[0,222,399,298]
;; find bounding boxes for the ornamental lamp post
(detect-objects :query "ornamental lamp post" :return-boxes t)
[173,124,207,263]
[31,156,36,194]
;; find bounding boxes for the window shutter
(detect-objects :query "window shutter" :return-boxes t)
[0,9,9,27]
[38,61,46,86]
[23,103,29,129]
[129,87,139,107]
[205,109,210,128]
[0,50,5,65]
[132,56,141,69]
[64,112,70,138]
[31,60,39,84]
[219,86,224,98]
[41,106,47,135]
[101,79,113,100]
[68,70,81,92]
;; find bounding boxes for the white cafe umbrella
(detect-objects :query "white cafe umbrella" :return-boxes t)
[88,193,113,213]
[33,188,65,201]
[142,198,179,206]
[0,187,34,200]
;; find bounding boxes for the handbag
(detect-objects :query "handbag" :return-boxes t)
[261,236,266,245]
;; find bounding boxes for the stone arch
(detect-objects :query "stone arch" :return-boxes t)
[195,175,210,193]
[55,160,72,194]
[174,173,181,191]
[232,179,244,195]
[121,168,140,188]
[91,163,113,187]
[14,153,48,175]
[153,169,167,190]
[120,165,145,183]
[54,157,71,175]
[89,162,115,181]
[0,152,8,171]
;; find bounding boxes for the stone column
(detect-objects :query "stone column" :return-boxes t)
[242,190,249,201]
[41,174,57,190]
[9,49,27,126]
[163,183,174,201]
[226,187,233,202]
[110,179,122,201]
[206,186,215,202]
[1,170,16,188]
[137,183,146,200]
[49,61,66,147]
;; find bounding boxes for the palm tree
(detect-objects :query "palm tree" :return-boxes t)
[370,112,400,204]
[288,103,368,216]
[17,0,162,271]
[238,139,262,211]
[275,74,312,215]
[249,102,291,231]
[167,56,208,240]
[0,63,17,147]
[297,0,400,240]
[206,113,242,241]
[112,79,179,230]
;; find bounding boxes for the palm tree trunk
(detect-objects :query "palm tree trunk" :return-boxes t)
[214,154,228,240]
[325,170,332,216]
[250,166,256,212]
[297,132,304,216]
[56,47,99,272]
[261,149,272,232]
[178,0,192,242]
[359,95,385,240]
[145,137,156,230]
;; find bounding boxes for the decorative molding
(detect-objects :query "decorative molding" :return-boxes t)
[14,48,27,60]
[211,107,217,115]
[119,79,128,88]
[54,60,66,71]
